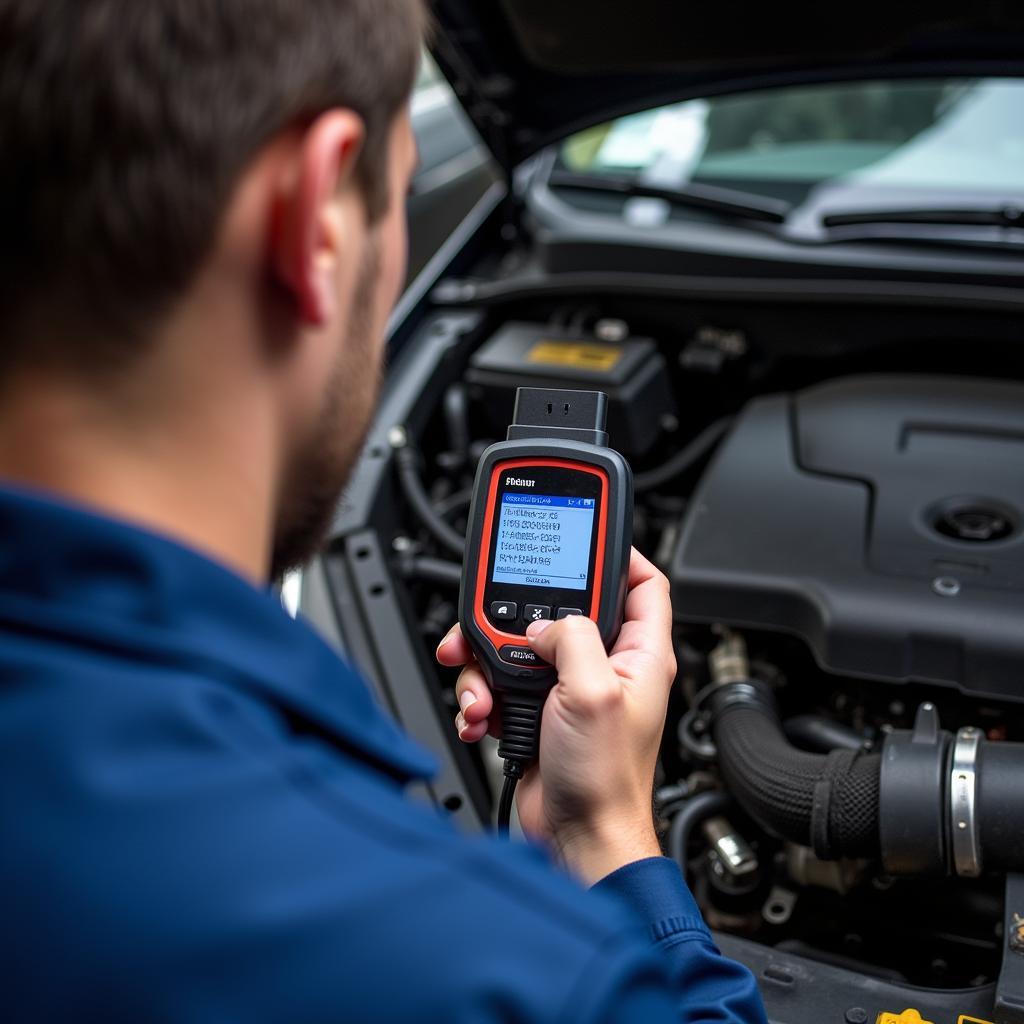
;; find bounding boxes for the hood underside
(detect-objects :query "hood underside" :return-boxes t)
[429,0,1024,170]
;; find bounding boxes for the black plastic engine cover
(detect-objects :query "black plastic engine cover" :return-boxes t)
[671,375,1024,698]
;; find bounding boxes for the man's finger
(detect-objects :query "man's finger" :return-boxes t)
[455,715,490,744]
[436,624,474,668]
[626,546,661,591]
[526,615,613,700]
[624,548,672,635]
[454,665,493,726]
[611,549,673,665]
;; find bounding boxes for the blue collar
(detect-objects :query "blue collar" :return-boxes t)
[0,484,437,783]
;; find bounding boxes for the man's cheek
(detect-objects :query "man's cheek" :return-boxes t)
[378,216,407,316]
[390,211,409,294]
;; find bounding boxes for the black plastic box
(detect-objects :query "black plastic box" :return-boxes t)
[466,322,675,456]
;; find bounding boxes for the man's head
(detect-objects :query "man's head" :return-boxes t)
[0,0,425,579]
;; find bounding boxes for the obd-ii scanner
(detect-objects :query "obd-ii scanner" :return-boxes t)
[458,388,633,832]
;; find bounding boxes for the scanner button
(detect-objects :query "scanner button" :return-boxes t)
[556,607,585,620]
[498,645,547,668]
[523,604,552,623]
[490,601,518,622]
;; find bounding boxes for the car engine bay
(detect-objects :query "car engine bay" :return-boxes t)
[321,249,1024,1020]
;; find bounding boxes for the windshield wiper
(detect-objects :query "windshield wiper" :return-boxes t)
[822,204,1024,230]
[547,170,791,225]
[812,203,1024,251]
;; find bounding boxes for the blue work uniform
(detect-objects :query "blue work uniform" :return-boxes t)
[0,485,767,1023]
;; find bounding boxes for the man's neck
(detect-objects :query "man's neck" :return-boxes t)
[0,369,278,585]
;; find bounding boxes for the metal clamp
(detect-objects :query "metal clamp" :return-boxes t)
[950,726,983,878]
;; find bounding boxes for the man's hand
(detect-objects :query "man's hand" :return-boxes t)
[436,548,676,885]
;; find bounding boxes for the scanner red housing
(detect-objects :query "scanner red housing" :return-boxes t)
[472,457,609,665]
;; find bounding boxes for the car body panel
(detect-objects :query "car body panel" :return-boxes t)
[430,0,1024,170]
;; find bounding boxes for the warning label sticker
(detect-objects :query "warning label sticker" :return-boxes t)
[526,341,623,372]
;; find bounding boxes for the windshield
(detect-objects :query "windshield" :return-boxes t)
[559,79,1024,208]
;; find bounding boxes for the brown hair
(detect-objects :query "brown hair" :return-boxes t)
[0,0,425,370]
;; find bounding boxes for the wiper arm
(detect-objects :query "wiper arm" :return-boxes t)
[822,204,1024,230]
[547,170,791,225]
[809,203,1024,252]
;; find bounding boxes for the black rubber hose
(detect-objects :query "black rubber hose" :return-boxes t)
[668,790,732,870]
[433,488,474,520]
[784,714,866,754]
[397,556,462,588]
[443,384,472,469]
[712,686,881,860]
[394,445,466,558]
[633,417,733,493]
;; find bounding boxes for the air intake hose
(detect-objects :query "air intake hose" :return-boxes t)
[703,632,1024,876]
[709,679,881,860]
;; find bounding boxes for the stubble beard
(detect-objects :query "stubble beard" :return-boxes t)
[269,238,383,582]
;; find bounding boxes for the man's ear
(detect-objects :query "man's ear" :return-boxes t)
[270,110,366,327]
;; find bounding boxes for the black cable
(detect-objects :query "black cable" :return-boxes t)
[668,790,732,871]
[497,769,520,837]
[633,417,733,493]
[495,693,544,837]
[393,444,466,557]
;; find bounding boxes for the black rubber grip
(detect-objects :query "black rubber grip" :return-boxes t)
[497,693,545,765]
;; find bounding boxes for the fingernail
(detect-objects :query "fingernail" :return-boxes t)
[526,619,554,638]
[436,628,457,653]
[455,712,467,737]
[459,690,477,713]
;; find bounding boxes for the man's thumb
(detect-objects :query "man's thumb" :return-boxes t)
[526,615,607,689]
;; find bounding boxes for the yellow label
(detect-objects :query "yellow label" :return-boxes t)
[526,341,623,372]
[957,1016,995,1024]
[876,1012,934,1024]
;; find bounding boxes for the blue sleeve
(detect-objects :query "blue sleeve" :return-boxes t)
[591,857,769,1024]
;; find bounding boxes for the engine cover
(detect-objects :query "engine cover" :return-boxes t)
[671,375,1024,698]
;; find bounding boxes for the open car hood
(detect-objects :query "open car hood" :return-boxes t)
[429,0,1024,172]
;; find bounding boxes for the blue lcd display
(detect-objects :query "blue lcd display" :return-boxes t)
[491,493,596,590]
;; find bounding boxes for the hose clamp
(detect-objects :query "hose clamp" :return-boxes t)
[950,726,983,878]
[703,679,775,728]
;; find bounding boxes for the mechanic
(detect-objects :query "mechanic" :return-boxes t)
[0,2,767,1022]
